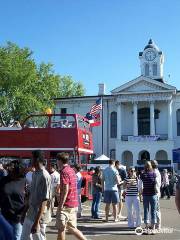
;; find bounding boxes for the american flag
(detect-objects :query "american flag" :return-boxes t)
[90,97,102,115]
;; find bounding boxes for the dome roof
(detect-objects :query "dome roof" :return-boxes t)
[144,39,159,51]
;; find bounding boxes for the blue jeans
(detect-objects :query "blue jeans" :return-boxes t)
[0,214,13,240]
[10,222,22,240]
[143,195,157,224]
[91,192,102,218]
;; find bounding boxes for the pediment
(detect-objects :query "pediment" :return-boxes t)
[111,76,176,94]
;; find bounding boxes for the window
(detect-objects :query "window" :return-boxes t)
[50,115,75,128]
[177,109,180,136]
[145,64,149,76]
[138,108,150,135]
[110,112,117,138]
[110,149,116,160]
[24,116,49,128]
[61,108,67,114]
[153,63,157,76]
[61,108,67,119]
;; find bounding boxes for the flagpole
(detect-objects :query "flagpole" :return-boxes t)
[101,95,104,155]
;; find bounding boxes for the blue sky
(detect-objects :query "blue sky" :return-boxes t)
[0,0,180,95]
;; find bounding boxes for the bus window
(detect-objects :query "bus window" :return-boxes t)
[51,115,76,128]
[24,116,49,128]
[78,118,90,130]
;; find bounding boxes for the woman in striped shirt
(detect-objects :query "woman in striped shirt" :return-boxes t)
[124,167,141,228]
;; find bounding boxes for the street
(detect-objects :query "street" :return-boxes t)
[46,197,180,240]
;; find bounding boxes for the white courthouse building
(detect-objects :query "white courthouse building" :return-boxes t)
[55,39,180,171]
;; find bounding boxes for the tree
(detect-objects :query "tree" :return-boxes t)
[0,42,85,126]
[58,76,85,97]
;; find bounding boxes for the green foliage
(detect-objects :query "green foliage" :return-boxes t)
[0,42,85,126]
[58,76,85,97]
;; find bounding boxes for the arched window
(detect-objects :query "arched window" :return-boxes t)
[139,150,150,161]
[176,109,180,136]
[153,63,157,76]
[110,149,116,160]
[145,64,149,76]
[110,111,117,138]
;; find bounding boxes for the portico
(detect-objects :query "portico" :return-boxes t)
[116,93,175,141]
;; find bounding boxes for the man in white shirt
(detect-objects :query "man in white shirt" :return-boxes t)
[50,163,60,217]
[151,160,161,230]
[74,164,83,218]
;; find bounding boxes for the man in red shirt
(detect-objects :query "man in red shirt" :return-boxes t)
[56,152,87,240]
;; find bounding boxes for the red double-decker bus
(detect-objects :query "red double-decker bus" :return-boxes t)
[0,113,94,199]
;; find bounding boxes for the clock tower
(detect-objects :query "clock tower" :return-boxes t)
[139,39,164,82]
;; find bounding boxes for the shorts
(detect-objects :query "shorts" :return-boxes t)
[104,190,120,204]
[56,207,77,231]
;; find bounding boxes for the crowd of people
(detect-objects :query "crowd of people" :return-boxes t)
[0,152,180,240]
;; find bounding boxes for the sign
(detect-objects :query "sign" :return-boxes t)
[128,135,160,142]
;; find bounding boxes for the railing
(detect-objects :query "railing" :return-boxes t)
[121,134,168,141]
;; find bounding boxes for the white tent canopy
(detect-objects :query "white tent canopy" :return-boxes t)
[94,154,110,161]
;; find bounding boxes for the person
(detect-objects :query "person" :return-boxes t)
[91,166,102,219]
[175,175,180,214]
[124,167,141,228]
[0,161,7,180]
[26,167,35,185]
[20,150,52,240]
[74,164,83,218]
[115,160,127,219]
[13,121,22,128]
[140,161,157,233]
[0,213,14,240]
[50,163,60,217]
[56,152,87,240]
[61,120,71,128]
[0,161,26,240]
[151,160,161,230]
[102,160,121,222]
[161,169,171,199]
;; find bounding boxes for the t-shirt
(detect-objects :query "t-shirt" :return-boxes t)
[0,169,7,180]
[27,167,52,223]
[103,166,119,191]
[26,171,33,185]
[76,172,82,190]
[118,168,127,181]
[60,165,78,208]
[140,171,156,196]
[50,170,60,189]
[124,177,138,196]
[92,173,102,194]
[0,176,26,223]
[154,169,161,197]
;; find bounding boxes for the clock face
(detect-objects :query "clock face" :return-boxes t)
[145,50,156,61]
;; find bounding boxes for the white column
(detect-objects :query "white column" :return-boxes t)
[117,103,122,140]
[150,101,155,136]
[133,102,138,136]
[168,100,173,140]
